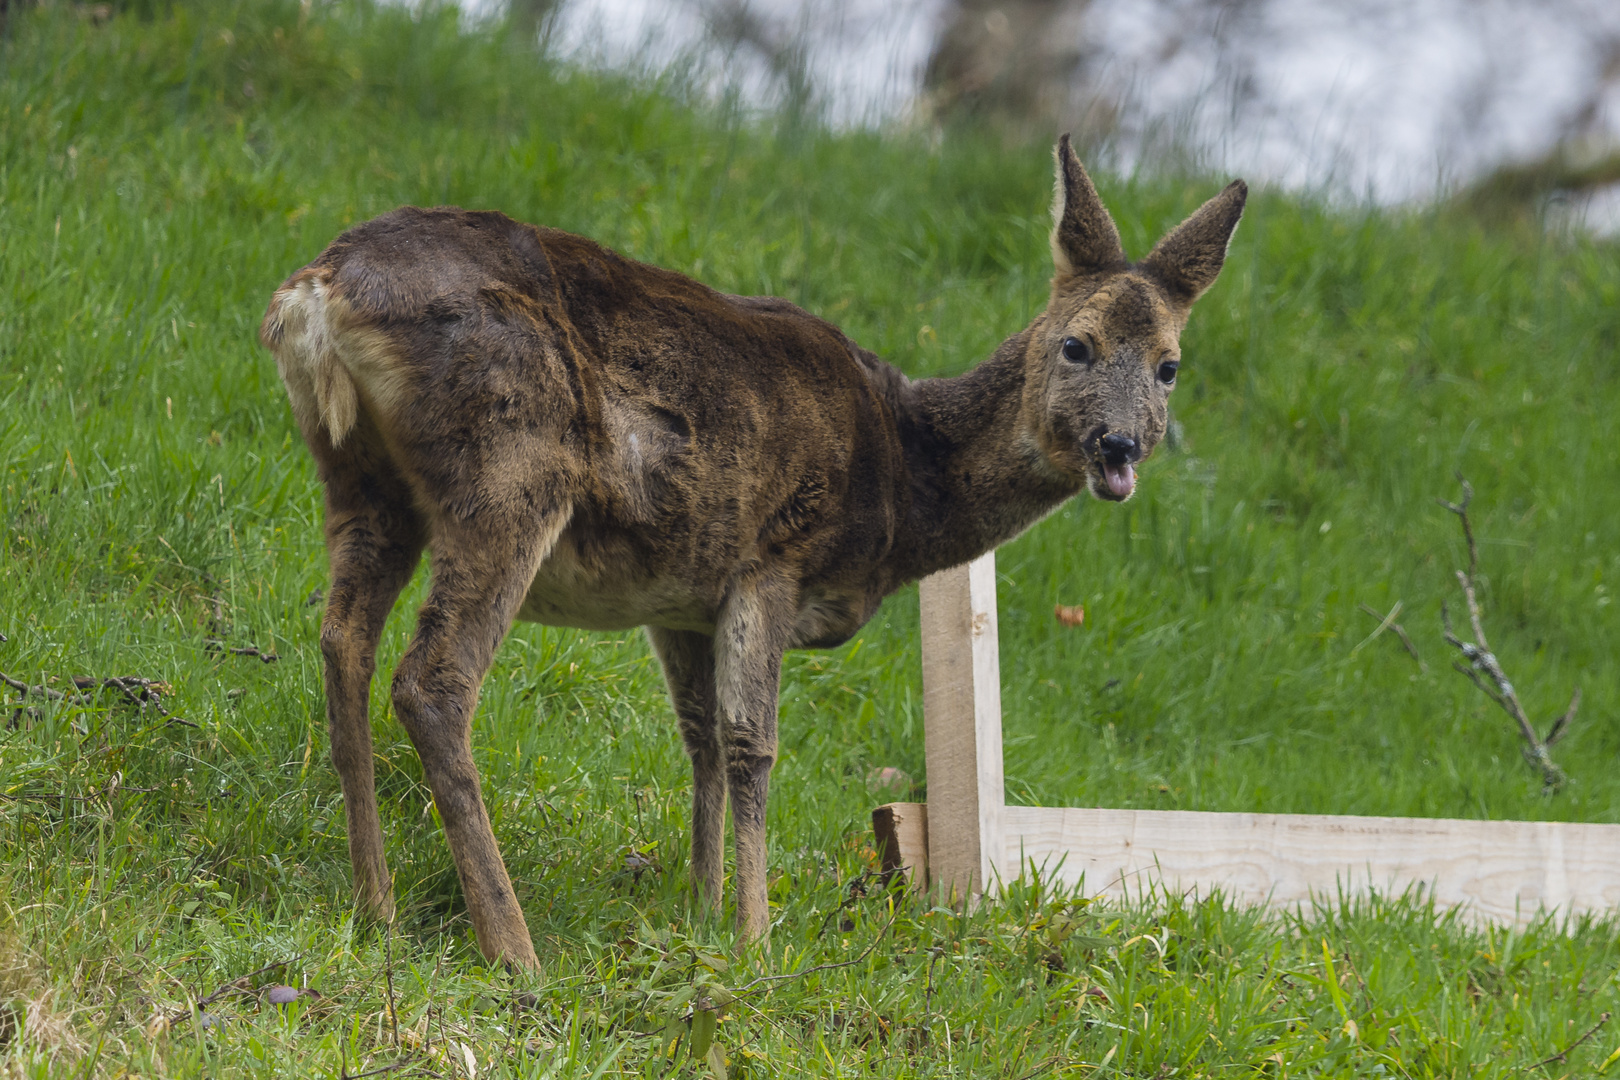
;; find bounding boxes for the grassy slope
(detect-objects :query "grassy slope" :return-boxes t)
[1,2,1618,1076]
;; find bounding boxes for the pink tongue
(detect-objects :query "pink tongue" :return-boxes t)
[1105,463,1135,498]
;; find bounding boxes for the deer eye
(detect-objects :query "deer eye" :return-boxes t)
[1157,360,1179,384]
[1061,337,1091,364]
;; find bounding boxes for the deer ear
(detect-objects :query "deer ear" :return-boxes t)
[1139,180,1248,305]
[1050,134,1127,278]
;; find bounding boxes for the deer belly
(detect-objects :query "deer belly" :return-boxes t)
[516,536,714,633]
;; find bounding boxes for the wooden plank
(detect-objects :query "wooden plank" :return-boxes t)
[1002,805,1620,926]
[872,802,929,892]
[919,552,1005,903]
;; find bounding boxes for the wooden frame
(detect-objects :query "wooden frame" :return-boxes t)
[873,552,1620,926]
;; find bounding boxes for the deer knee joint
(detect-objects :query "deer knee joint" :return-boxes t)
[319,616,348,668]
[726,749,775,788]
[389,659,437,736]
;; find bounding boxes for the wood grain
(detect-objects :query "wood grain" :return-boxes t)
[1002,805,1620,926]
[919,553,1005,903]
[872,802,929,891]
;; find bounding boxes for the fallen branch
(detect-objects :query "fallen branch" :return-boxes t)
[1530,1009,1609,1070]
[622,909,908,1040]
[339,1059,430,1080]
[6,706,43,728]
[732,908,900,998]
[204,640,280,663]
[814,867,890,938]
[1355,602,1426,671]
[1,672,74,702]
[384,916,400,1049]
[1012,1056,1067,1080]
[168,956,303,1028]
[1,672,190,726]
[1,778,159,803]
[1438,478,1575,793]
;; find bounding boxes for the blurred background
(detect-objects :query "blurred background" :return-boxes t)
[485,0,1620,231]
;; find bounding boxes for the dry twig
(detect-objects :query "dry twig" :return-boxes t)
[2,671,192,728]
[204,640,280,663]
[814,867,891,938]
[169,957,301,1028]
[385,916,400,1049]
[1530,1009,1609,1069]
[1012,1056,1067,1080]
[1438,478,1577,792]
[0,774,158,803]
[338,1042,437,1080]
[732,908,901,998]
[1355,602,1427,670]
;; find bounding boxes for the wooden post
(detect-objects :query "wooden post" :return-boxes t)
[919,551,1005,904]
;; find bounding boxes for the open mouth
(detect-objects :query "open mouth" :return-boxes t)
[1102,461,1136,499]
[1081,428,1142,501]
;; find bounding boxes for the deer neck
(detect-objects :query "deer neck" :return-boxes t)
[891,328,1082,583]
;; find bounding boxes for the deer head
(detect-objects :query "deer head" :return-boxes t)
[1022,135,1246,501]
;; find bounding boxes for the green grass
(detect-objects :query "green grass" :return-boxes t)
[2,1,1619,1075]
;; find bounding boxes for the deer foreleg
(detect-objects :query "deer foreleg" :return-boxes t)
[647,628,725,913]
[714,572,793,941]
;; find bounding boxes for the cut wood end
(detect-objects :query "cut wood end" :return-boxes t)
[872,802,929,892]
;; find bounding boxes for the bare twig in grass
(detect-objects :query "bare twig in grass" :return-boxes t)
[1439,477,1577,793]
[1,777,159,803]
[96,676,172,713]
[1012,1056,1066,1080]
[425,944,448,1064]
[340,1062,427,1080]
[199,587,279,661]
[7,705,44,727]
[1530,1009,1609,1070]
[1545,687,1580,748]
[204,640,279,663]
[924,946,944,1017]
[338,1041,424,1080]
[1355,602,1427,671]
[385,917,400,1049]
[169,956,300,1028]
[814,868,886,938]
[732,908,901,998]
[2,672,73,701]
[1,672,192,726]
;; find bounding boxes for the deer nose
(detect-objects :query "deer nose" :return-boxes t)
[1099,432,1138,465]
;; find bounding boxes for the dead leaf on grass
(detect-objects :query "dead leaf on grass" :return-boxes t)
[1054,604,1085,628]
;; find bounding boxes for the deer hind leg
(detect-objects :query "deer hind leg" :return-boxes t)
[391,509,568,971]
[647,628,724,914]
[318,435,426,923]
[713,571,794,941]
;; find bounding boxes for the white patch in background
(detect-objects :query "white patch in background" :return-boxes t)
[444,0,1620,222]
[1081,0,1620,205]
[1546,182,1620,236]
[543,0,945,128]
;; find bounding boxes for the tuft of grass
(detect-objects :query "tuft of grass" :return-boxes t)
[1,1,1617,1075]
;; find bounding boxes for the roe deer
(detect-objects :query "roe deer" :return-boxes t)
[259,136,1245,969]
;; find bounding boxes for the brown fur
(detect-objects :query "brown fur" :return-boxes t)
[259,137,1245,968]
